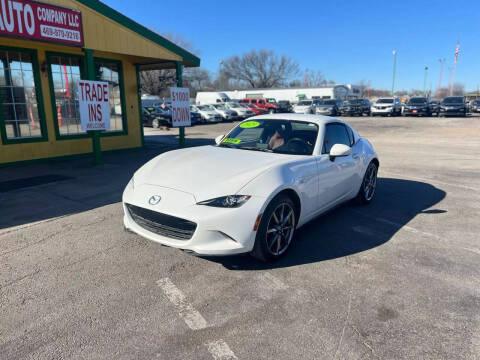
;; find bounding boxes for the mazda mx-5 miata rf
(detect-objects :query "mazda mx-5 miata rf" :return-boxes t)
[123,114,379,261]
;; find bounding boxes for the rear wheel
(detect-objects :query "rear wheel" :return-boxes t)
[152,118,160,128]
[251,195,297,262]
[356,162,378,204]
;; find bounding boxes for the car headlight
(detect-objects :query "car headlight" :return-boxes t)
[197,195,251,208]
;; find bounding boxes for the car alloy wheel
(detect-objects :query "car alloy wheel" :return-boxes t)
[265,202,295,256]
[363,163,377,201]
[152,119,160,128]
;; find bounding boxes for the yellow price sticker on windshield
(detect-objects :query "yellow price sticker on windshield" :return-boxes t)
[240,121,260,128]
[222,138,242,144]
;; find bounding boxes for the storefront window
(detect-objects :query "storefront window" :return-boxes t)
[0,50,42,140]
[95,60,124,132]
[50,56,84,136]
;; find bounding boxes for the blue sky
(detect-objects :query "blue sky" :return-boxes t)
[103,0,480,92]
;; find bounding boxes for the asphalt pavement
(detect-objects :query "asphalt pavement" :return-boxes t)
[1,115,479,359]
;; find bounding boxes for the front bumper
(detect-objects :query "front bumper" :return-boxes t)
[440,108,467,116]
[123,184,266,256]
[341,108,363,115]
[404,108,429,116]
[371,107,393,115]
[316,108,335,115]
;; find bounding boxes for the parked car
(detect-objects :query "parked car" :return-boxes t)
[276,100,293,113]
[123,114,379,261]
[340,98,371,116]
[371,98,402,116]
[293,100,315,114]
[190,111,202,125]
[142,107,170,128]
[239,98,277,113]
[225,102,255,119]
[439,96,467,117]
[315,99,343,116]
[429,100,441,116]
[211,104,238,121]
[246,103,268,115]
[467,99,480,113]
[190,105,222,123]
[403,97,431,116]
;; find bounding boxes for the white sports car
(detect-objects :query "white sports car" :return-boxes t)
[123,114,379,261]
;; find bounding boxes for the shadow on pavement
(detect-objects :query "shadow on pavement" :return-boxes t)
[207,177,447,270]
[0,139,211,229]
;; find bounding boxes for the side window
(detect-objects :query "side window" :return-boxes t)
[322,123,351,154]
[258,100,265,105]
[251,99,257,104]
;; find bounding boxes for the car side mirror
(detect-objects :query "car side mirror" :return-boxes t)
[215,135,225,145]
[329,144,351,160]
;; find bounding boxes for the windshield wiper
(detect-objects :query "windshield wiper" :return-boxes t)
[238,146,273,153]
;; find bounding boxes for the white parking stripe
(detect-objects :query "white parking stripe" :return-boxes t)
[157,278,208,330]
[205,340,238,360]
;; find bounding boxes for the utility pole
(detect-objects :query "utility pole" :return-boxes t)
[391,50,397,96]
[436,58,445,99]
[423,66,429,97]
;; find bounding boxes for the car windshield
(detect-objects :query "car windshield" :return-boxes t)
[218,119,319,156]
[322,100,337,105]
[443,97,464,104]
[376,98,394,104]
[197,105,211,111]
[347,99,363,104]
[214,104,227,110]
[297,101,312,105]
[266,98,276,103]
[408,98,427,105]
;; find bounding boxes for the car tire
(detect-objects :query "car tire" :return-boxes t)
[152,119,160,128]
[355,161,378,205]
[251,194,297,262]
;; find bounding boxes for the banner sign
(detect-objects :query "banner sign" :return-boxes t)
[78,80,110,131]
[0,0,84,47]
[170,87,191,127]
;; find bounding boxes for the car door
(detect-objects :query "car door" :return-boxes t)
[316,123,358,210]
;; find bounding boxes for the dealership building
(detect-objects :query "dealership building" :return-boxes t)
[0,0,199,166]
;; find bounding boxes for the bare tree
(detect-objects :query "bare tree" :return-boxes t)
[452,83,465,96]
[220,50,299,88]
[303,69,325,87]
[139,32,205,96]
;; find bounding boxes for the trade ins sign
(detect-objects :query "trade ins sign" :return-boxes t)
[0,0,84,46]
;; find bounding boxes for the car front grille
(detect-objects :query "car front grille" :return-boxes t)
[126,204,197,240]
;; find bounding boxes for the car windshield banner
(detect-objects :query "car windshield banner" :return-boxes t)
[0,0,84,46]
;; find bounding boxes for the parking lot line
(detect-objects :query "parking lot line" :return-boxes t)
[157,278,208,330]
[205,340,238,360]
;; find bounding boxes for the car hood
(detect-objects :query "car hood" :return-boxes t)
[135,145,290,201]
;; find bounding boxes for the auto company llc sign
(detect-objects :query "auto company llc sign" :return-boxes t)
[0,0,84,46]
[170,87,191,127]
[78,80,110,131]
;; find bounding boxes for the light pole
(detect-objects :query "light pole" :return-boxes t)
[436,58,445,99]
[423,66,429,96]
[391,50,397,97]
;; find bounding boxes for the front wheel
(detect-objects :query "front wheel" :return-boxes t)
[356,162,378,204]
[152,118,160,128]
[251,195,297,262]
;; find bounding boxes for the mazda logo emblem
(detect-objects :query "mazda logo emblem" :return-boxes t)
[148,195,161,205]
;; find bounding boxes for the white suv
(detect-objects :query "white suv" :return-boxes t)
[371,98,402,116]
